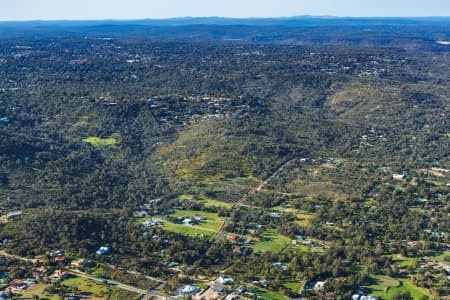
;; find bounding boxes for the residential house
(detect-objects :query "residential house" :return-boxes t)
[392,174,405,181]
[53,255,66,263]
[6,211,22,219]
[218,276,234,285]
[34,266,47,274]
[183,218,197,226]
[9,281,28,292]
[232,246,242,255]
[50,270,68,280]
[96,246,110,255]
[71,259,89,268]
[227,235,239,243]
[178,285,200,295]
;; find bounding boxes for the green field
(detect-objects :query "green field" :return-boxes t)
[21,283,60,300]
[392,254,415,268]
[83,135,118,147]
[252,228,291,252]
[162,209,224,238]
[386,280,430,299]
[179,194,233,209]
[365,275,431,299]
[62,276,109,296]
[245,286,289,300]
[282,281,302,294]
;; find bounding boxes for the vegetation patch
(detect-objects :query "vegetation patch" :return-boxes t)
[82,134,118,147]
[251,228,291,252]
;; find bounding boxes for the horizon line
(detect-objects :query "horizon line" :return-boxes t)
[1,15,450,22]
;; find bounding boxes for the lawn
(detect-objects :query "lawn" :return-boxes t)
[62,276,109,296]
[365,275,431,299]
[246,286,289,300]
[21,283,59,300]
[282,281,302,294]
[385,280,430,299]
[168,209,224,230]
[179,194,233,209]
[365,275,399,297]
[392,254,415,268]
[201,199,233,209]
[162,209,225,238]
[83,135,118,147]
[252,228,291,252]
[163,221,217,237]
[295,212,314,227]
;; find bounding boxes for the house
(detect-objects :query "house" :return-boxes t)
[310,281,325,291]
[218,276,234,285]
[212,285,226,293]
[392,174,405,181]
[96,246,110,255]
[53,255,65,263]
[232,246,242,255]
[415,199,429,204]
[133,210,148,218]
[272,262,288,271]
[167,262,180,268]
[178,285,200,295]
[71,259,89,268]
[50,269,68,280]
[49,250,63,257]
[302,240,313,246]
[444,266,450,275]
[9,281,28,292]
[142,220,158,227]
[193,216,205,222]
[34,266,47,274]
[259,279,270,287]
[183,218,197,226]
[227,235,239,243]
[6,211,22,219]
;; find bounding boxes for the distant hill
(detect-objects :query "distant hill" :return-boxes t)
[0,17,449,48]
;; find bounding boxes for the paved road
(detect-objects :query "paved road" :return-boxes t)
[215,159,296,242]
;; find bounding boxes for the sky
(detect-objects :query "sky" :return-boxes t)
[1,0,450,21]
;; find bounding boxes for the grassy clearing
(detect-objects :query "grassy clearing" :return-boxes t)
[163,221,217,237]
[245,286,288,300]
[162,209,224,238]
[252,228,291,252]
[179,194,233,209]
[392,254,415,268]
[21,283,59,300]
[201,199,233,209]
[386,280,430,299]
[365,275,399,297]
[366,275,430,299]
[433,250,450,264]
[168,210,224,230]
[282,281,302,293]
[83,134,118,147]
[257,289,289,300]
[295,213,314,227]
[62,276,108,296]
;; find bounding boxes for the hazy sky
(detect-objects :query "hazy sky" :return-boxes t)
[1,0,450,21]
